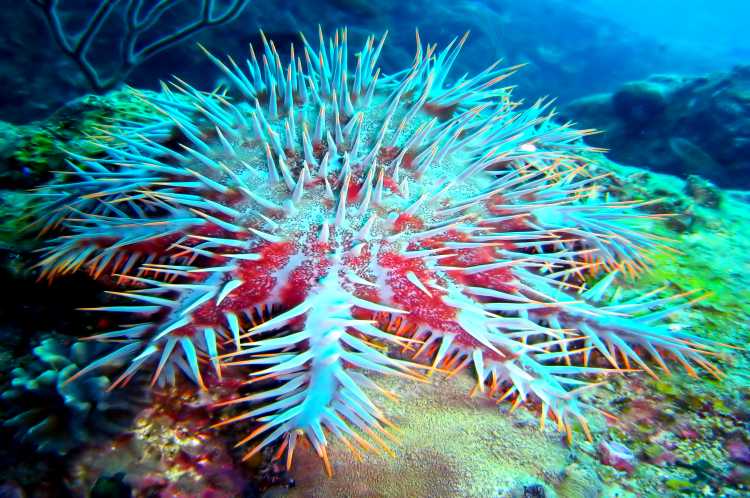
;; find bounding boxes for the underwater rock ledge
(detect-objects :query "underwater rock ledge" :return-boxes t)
[561,65,750,189]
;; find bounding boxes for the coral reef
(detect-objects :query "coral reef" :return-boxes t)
[0,89,165,187]
[2,337,148,455]
[68,380,248,498]
[31,28,729,482]
[561,65,750,188]
[3,1,720,123]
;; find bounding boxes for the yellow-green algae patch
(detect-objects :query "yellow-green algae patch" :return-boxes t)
[575,157,750,497]
[615,164,750,390]
[3,88,167,183]
[284,373,598,498]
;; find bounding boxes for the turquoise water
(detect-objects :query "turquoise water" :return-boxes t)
[582,0,750,67]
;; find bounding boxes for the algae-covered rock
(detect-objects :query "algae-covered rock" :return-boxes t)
[0,121,20,160]
[557,463,602,498]
[664,478,692,491]
[67,380,248,498]
[684,175,722,208]
[562,66,750,188]
[0,89,165,187]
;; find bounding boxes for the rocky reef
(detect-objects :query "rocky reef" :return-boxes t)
[1,0,720,123]
[0,32,747,498]
[567,157,750,497]
[561,65,750,189]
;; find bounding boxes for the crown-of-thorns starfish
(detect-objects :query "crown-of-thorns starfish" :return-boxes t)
[35,28,728,475]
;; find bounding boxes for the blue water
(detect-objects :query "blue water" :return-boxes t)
[580,0,750,69]
[2,0,748,124]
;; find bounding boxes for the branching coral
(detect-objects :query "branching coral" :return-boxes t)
[2,337,148,455]
[33,29,727,474]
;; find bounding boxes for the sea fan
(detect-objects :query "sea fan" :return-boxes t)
[34,29,724,473]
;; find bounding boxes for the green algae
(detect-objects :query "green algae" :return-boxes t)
[665,478,692,491]
[653,380,679,397]
[14,129,59,172]
[3,89,165,185]
[644,444,664,460]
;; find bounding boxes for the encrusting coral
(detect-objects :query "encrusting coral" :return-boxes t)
[2,337,148,455]
[32,29,729,475]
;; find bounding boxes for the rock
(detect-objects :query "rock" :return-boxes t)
[598,440,636,474]
[90,473,132,498]
[669,138,721,178]
[685,175,723,208]
[727,464,750,486]
[562,65,750,188]
[564,94,616,131]
[523,483,547,498]
[612,81,669,125]
[0,88,168,189]
[727,437,750,465]
[0,481,25,498]
[0,121,19,160]
[557,463,602,498]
